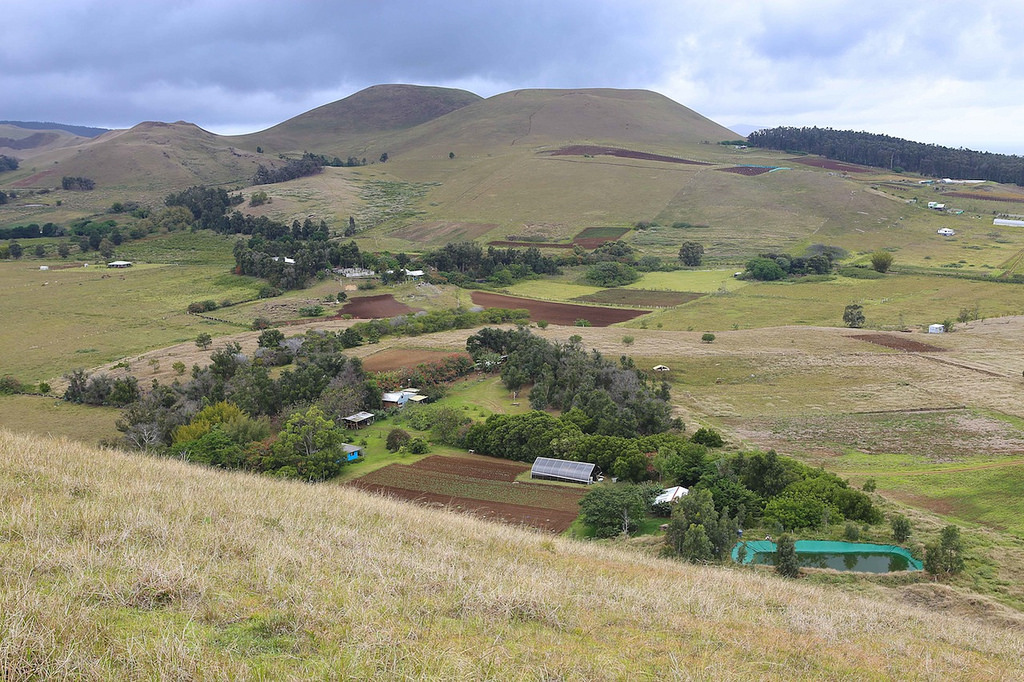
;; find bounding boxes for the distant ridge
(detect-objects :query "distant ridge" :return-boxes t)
[0,120,109,138]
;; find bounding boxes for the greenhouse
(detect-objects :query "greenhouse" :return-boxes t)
[530,457,598,485]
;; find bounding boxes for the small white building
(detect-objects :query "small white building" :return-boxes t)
[928,323,945,334]
[654,486,689,505]
[937,228,955,236]
[653,365,670,372]
[927,202,946,210]
[106,260,133,268]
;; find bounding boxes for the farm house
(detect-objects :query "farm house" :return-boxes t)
[937,228,955,236]
[341,444,363,462]
[381,388,424,410]
[928,323,945,334]
[106,260,133,268]
[530,457,598,484]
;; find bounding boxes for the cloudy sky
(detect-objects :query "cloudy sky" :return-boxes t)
[4,0,1024,153]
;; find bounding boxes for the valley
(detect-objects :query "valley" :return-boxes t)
[3,84,1024,676]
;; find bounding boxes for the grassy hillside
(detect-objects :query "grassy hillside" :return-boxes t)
[2,428,1022,679]
[233,84,482,155]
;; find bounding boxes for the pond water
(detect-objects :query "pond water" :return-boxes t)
[732,540,922,573]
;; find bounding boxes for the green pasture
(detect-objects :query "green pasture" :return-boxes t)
[0,260,262,381]
[0,394,121,445]
[502,279,604,301]
[626,269,748,293]
[630,272,1024,330]
[834,453,1024,539]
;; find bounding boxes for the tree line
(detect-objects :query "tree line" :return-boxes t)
[466,327,676,438]
[252,153,325,185]
[748,126,1024,185]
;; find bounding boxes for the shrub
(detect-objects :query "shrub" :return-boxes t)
[701,333,715,343]
[298,305,325,317]
[891,514,912,543]
[844,522,861,540]
[690,427,724,447]
[0,375,25,394]
[862,478,876,492]
[406,437,429,454]
[843,304,865,328]
[870,250,894,273]
[386,428,411,452]
[622,335,634,346]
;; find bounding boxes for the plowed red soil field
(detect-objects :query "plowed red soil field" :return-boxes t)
[850,333,946,352]
[339,294,421,318]
[361,350,471,373]
[946,192,1024,203]
[348,455,586,532]
[549,145,710,165]
[717,166,775,176]
[471,292,648,326]
[789,157,871,173]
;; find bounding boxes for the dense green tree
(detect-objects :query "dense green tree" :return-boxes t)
[690,427,723,447]
[891,514,912,543]
[8,242,22,259]
[264,406,347,481]
[745,257,785,281]
[257,328,285,348]
[583,261,640,287]
[775,533,800,578]
[678,241,704,266]
[195,332,213,350]
[843,304,865,328]
[924,525,965,577]
[386,428,411,452]
[579,485,649,538]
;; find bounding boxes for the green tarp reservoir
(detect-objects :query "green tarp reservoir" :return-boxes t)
[731,540,923,573]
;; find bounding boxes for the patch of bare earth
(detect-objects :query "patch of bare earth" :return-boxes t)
[470,292,648,326]
[390,221,498,243]
[851,333,947,352]
[548,145,711,165]
[360,350,470,373]
[339,293,421,318]
[716,166,775,176]
[788,157,872,173]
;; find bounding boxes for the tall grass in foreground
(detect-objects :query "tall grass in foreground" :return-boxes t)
[1,428,1022,680]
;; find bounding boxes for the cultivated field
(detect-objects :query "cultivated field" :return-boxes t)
[349,454,586,532]
[470,291,648,326]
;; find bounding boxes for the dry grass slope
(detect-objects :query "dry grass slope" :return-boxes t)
[2,429,1022,679]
